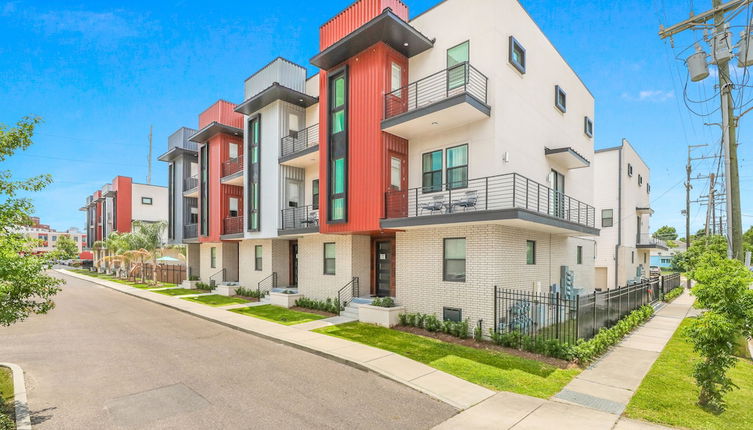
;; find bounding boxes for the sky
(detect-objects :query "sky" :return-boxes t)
[0,0,751,236]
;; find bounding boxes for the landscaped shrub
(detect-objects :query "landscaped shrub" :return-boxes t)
[295,297,342,314]
[371,297,396,308]
[0,412,12,430]
[398,312,469,339]
[473,321,483,341]
[235,286,265,299]
[489,329,576,361]
[195,282,213,292]
[188,275,199,281]
[662,287,683,303]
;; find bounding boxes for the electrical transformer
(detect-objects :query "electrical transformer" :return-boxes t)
[711,29,733,64]
[737,32,753,67]
[687,45,709,82]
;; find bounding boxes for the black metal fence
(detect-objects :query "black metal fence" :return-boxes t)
[494,275,681,344]
[280,206,319,231]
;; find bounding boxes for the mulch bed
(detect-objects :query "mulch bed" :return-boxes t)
[393,325,576,369]
[290,306,337,318]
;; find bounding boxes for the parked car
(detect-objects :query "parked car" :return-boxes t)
[649,266,661,278]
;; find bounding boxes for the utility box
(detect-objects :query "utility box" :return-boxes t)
[711,30,733,64]
[687,49,709,82]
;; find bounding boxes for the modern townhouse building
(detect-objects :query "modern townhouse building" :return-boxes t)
[168,0,603,330]
[80,176,168,248]
[159,127,199,246]
[13,217,87,255]
[593,139,666,290]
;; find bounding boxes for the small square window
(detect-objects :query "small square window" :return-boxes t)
[508,36,526,74]
[526,240,536,265]
[555,86,567,113]
[627,164,633,177]
[601,209,614,227]
[141,197,153,205]
[577,246,583,264]
[584,117,593,137]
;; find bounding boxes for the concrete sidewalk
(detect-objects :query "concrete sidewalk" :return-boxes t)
[437,290,695,429]
[57,269,494,410]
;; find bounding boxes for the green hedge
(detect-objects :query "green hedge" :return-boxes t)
[294,297,342,314]
[662,287,683,303]
[398,312,469,339]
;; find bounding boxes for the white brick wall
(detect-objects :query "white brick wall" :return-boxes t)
[199,242,239,283]
[238,239,292,289]
[297,233,370,300]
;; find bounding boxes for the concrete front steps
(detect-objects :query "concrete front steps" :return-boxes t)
[341,297,374,319]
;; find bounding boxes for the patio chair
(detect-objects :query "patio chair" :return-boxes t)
[301,211,319,227]
[420,195,445,215]
[452,190,478,212]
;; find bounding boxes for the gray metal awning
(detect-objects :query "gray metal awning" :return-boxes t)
[188,121,243,143]
[544,147,590,169]
[234,83,318,115]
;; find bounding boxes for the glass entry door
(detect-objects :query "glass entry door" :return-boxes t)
[376,241,392,297]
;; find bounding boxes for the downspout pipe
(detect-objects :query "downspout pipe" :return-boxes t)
[614,140,624,289]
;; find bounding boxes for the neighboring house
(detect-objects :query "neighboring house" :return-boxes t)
[13,217,87,255]
[79,176,168,247]
[593,139,667,290]
[651,242,685,268]
[165,0,603,329]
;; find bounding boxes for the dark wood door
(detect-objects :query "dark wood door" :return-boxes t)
[375,240,392,297]
[289,241,298,286]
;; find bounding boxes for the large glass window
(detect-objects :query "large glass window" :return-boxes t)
[312,179,319,210]
[446,144,468,190]
[526,240,536,265]
[422,150,443,193]
[287,180,301,208]
[328,70,348,222]
[391,62,402,92]
[210,247,216,268]
[443,238,466,282]
[247,115,261,231]
[323,242,336,275]
[447,41,469,90]
[390,157,402,190]
[229,142,238,160]
[255,245,262,271]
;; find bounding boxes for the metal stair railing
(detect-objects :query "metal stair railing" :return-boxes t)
[257,272,278,297]
[208,268,225,287]
[337,277,360,315]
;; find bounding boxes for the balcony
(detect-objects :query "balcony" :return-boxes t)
[280,124,319,167]
[637,233,668,250]
[183,224,198,241]
[221,158,244,186]
[381,62,490,139]
[381,172,598,236]
[183,175,198,198]
[278,206,319,235]
[222,216,244,238]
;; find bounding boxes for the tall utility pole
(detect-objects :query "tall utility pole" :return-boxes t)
[147,125,153,184]
[705,173,716,235]
[659,0,746,261]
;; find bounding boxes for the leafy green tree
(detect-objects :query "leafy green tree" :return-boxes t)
[670,235,728,272]
[0,116,62,326]
[743,226,753,253]
[53,235,78,260]
[653,225,678,241]
[686,253,753,411]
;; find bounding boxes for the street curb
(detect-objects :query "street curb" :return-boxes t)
[0,362,32,430]
[56,269,480,410]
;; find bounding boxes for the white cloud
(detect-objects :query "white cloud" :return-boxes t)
[621,90,675,102]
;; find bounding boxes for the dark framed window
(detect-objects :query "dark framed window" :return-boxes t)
[189,206,198,224]
[255,245,262,271]
[577,246,583,264]
[601,209,614,227]
[422,150,442,193]
[446,144,468,190]
[168,163,174,240]
[443,307,462,322]
[447,40,469,90]
[443,238,466,282]
[312,179,319,210]
[631,251,635,264]
[142,197,153,205]
[323,242,336,275]
[247,115,261,231]
[210,247,217,268]
[627,163,633,177]
[555,85,567,112]
[584,116,593,137]
[229,197,239,217]
[200,144,209,236]
[328,68,348,222]
[508,36,526,74]
[526,240,536,265]
[647,183,651,194]
[638,174,643,186]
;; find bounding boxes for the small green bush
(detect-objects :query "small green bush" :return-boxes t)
[235,287,266,299]
[295,296,342,314]
[371,297,396,308]
[195,282,213,292]
[188,275,199,281]
[662,287,683,303]
[0,413,12,430]
[398,312,469,339]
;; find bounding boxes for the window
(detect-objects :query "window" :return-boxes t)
[255,245,262,271]
[638,174,643,186]
[601,209,614,227]
[447,41,469,90]
[627,163,633,177]
[443,307,462,322]
[443,238,466,282]
[190,206,198,224]
[141,197,153,205]
[422,150,443,193]
[508,36,526,74]
[247,115,261,231]
[647,183,651,194]
[312,179,319,210]
[52,235,57,241]
[631,251,635,264]
[555,85,567,112]
[229,197,239,217]
[331,158,345,220]
[287,180,301,208]
[288,113,300,137]
[328,69,348,222]
[446,144,468,190]
[390,62,402,92]
[584,116,593,137]
[323,242,336,275]
[229,142,238,160]
[526,240,536,265]
[390,157,402,190]
[577,246,583,264]
[644,253,647,264]
[210,247,217,268]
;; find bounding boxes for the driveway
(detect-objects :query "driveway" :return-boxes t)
[0,272,456,429]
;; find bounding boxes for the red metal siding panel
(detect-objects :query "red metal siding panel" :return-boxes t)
[113,176,132,233]
[199,100,244,129]
[320,0,409,50]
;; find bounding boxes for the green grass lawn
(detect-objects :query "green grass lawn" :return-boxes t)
[0,366,14,424]
[230,305,325,325]
[625,319,753,430]
[153,288,208,296]
[314,322,580,398]
[182,294,249,307]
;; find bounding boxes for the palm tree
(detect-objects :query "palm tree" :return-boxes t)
[131,221,166,284]
[92,240,106,269]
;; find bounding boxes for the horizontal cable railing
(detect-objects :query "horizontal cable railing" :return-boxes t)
[183,223,198,239]
[280,206,319,230]
[223,216,243,235]
[384,62,488,120]
[384,172,595,228]
[281,124,319,158]
[638,233,667,248]
[222,157,244,178]
[183,174,198,191]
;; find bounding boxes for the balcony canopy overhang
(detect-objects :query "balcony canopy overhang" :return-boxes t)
[310,9,434,70]
[637,242,668,251]
[188,121,243,144]
[544,147,590,169]
[636,207,654,215]
[234,83,318,115]
[157,147,198,162]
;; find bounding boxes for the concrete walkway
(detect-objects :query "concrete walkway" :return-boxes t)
[437,290,695,429]
[57,269,494,410]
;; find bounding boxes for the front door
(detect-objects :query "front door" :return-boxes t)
[376,240,392,297]
[289,241,298,286]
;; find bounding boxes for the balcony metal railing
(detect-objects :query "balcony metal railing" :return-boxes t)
[280,206,319,230]
[638,233,667,248]
[222,157,244,178]
[184,174,198,192]
[281,124,319,159]
[223,216,244,235]
[384,172,596,228]
[183,223,198,239]
[384,62,488,120]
